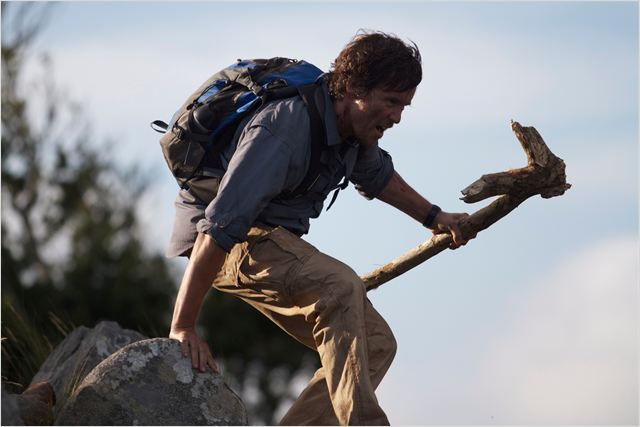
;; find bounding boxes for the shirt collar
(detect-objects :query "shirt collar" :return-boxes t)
[318,75,351,148]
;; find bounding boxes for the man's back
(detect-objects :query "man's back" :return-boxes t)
[167,79,394,257]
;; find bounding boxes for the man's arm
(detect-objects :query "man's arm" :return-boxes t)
[376,171,471,248]
[169,232,226,373]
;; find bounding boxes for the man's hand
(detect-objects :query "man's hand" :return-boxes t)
[376,172,477,249]
[431,211,475,249]
[169,326,218,373]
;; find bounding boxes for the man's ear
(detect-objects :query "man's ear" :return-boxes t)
[344,84,366,101]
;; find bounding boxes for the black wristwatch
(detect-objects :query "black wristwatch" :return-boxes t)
[422,204,441,229]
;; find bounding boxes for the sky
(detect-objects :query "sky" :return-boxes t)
[10,1,639,425]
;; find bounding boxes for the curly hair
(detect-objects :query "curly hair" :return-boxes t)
[327,30,422,100]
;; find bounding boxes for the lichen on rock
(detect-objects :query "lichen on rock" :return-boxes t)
[55,338,248,425]
[30,320,147,416]
[173,358,194,384]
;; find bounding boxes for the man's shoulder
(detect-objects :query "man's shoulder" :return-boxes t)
[244,96,312,153]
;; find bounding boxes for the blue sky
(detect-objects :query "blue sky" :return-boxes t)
[12,1,639,424]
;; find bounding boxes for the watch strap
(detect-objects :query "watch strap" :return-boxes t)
[422,204,442,229]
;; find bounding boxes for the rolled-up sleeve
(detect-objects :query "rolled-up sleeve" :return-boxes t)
[196,124,293,252]
[350,145,395,199]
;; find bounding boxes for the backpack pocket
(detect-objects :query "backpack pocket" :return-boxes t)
[186,175,221,205]
[159,110,206,187]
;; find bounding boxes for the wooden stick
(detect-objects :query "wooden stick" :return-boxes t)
[362,121,570,291]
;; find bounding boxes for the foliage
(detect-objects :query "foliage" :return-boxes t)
[1,1,176,389]
[0,3,318,424]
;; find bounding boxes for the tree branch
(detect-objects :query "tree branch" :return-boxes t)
[362,121,571,291]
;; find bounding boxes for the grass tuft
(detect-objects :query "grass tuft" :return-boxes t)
[1,296,72,390]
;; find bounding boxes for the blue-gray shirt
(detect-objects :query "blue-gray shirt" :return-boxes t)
[166,79,394,257]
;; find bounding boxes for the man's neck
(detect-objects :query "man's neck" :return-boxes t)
[331,95,353,143]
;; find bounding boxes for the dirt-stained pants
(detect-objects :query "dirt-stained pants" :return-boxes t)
[211,226,397,425]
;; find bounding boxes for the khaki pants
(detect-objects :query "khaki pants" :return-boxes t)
[211,226,396,425]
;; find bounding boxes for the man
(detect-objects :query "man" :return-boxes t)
[167,31,471,425]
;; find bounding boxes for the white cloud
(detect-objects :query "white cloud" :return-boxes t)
[29,6,636,154]
[417,28,635,130]
[567,138,637,204]
[374,236,638,425]
[478,235,639,424]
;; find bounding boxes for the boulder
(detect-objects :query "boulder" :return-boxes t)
[55,338,248,425]
[31,320,146,414]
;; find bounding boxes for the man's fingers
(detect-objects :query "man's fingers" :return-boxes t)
[201,344,219,374]
[171,330,218,374]
[199,342,211,372]
[427,212,474,249]
[189,338,200,368]
[450,223,467,247]
[204,345,219,374]
[208,357,219,374]
[179,339,189,358]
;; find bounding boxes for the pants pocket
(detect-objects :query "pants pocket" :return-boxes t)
[234,227,317,303]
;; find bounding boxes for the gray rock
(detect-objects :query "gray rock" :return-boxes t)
[55,338,248,426]
[1,383,25,426]
[31,320,146,415]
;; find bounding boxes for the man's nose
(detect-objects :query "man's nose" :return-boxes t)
[389,108,403,124]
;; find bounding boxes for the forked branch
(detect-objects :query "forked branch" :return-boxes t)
[362,121,571,291]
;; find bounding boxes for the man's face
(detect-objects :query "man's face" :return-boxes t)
[342,86,416,147]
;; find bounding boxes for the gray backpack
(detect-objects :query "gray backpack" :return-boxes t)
[152,58,328,203]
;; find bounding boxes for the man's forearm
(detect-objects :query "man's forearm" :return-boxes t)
[376,171,432,222]
[171,232,227,329]
[376,170,472,248]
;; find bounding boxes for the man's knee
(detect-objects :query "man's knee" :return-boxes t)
[383,327,397,363]
[307,253,366,302]
[313,277,367,326]
[367,326,396,390]
[327,271,366,309]
[375,321,397,364]
[365,303,397,370]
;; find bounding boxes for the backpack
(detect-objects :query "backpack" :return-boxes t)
[151,57,328,202]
